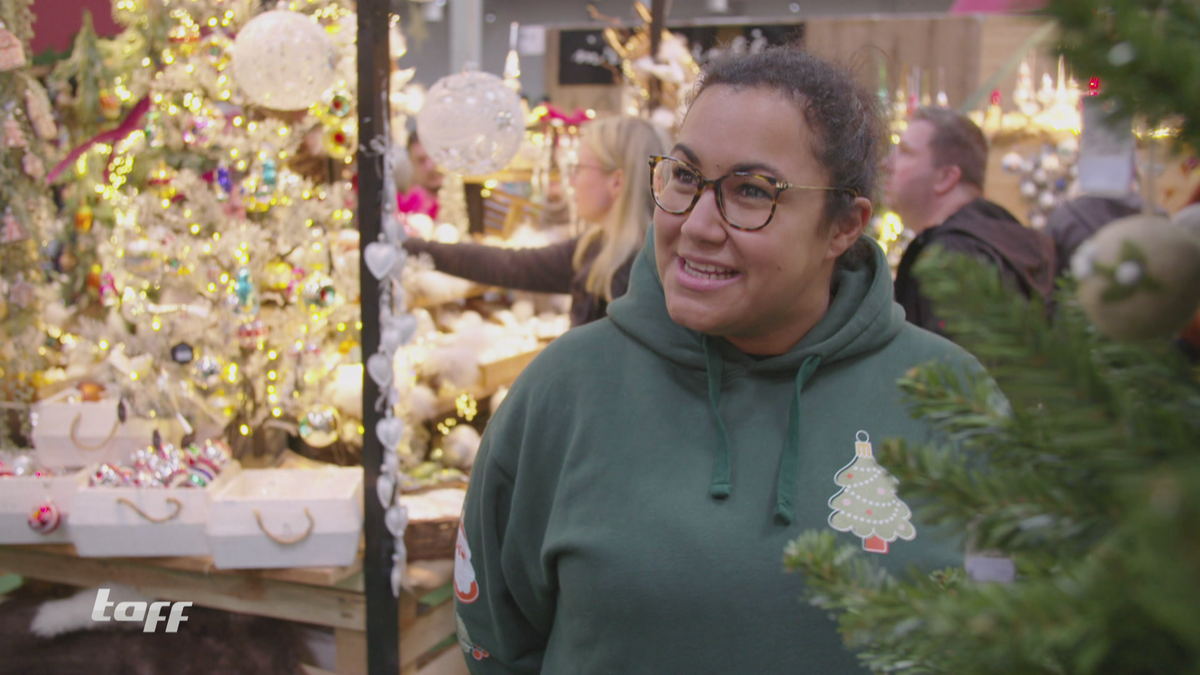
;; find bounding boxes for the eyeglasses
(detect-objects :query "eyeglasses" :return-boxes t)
[648,155,857,231]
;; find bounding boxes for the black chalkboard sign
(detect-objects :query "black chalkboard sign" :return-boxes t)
[558,23,805,87]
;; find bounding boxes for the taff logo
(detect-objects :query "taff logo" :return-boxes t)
[92,588,192,633]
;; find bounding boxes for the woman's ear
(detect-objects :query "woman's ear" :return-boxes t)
[608,167,625,198]
[827,196,873,259]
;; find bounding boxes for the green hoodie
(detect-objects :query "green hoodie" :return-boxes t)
[453,229,981,674]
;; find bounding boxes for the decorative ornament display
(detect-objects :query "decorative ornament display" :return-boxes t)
[325,89,353,118]
[237,318,268,350]
[416,69,526,176]
[192,354,224,391]
[324,123,355,160]
[0,21,25,71]
[231,10,337,111]
[302,273,338,309]
[27,501,61,535]
[1001,143,1077,229]
[85,264,103,299]
[183,111,220,148]
[262,259,294,293]
[75,204,94,233]
[1,209,26,244]
[1073,215,1200,341]
[234,267,260,315]
[99,89,122,121]
[89,441,232,488]
[171,343,196,365]
[298,404,341,448]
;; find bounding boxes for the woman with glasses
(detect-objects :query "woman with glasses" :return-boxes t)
[453,48,982,674]
[401,115,668,327]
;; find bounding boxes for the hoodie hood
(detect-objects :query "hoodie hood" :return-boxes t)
[938,198,1056,301]
[608,227,907,523]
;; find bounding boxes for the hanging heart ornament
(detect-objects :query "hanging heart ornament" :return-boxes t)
[376,416,405,450]
[363,241,398,280]
[366,352,393,387]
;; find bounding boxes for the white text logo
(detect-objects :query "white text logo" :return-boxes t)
[92,588,192,633]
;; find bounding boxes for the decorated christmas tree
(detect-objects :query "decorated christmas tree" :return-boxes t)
[41,0,411,458]
[784,3,1200,673]
[0,0,58,450]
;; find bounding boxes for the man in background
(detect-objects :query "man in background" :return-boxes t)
[885,106,1056,336]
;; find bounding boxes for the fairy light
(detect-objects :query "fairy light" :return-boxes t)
[151,318,162,331]
[268,350,278,359]
[272,408,282,417]
[239,424,250,436]
[227,363,238,383]
[268,371,277,381]
[99,340,109,350]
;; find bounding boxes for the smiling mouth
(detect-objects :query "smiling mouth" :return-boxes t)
[681,257,739,280]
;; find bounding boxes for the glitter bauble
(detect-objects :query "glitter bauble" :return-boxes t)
[416,70,525,176]
[230,10,337,111]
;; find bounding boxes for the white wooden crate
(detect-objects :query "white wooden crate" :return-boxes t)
[71,462,241,557]
[207,467,363,569]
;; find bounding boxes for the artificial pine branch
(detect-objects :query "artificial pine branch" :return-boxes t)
[786,248,1200,674]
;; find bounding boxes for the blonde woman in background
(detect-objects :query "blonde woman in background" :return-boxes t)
[402,115,669,327]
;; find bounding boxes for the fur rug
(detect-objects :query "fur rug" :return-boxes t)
[0,581,313,675]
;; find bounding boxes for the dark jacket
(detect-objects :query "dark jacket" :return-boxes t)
[894,198,1056,335]
[401,237,633,327]
[1045,194,1144,278]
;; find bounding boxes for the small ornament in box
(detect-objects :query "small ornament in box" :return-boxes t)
[207,466,364,569]
[0,452,80,544]
[31,385,186,469]
[71,440,240,558]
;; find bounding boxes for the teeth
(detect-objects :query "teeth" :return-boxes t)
[683,259,737,279]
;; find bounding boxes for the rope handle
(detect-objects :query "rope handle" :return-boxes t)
[254,507,314,546]
[116,496,183,523]
[71,413,121,451]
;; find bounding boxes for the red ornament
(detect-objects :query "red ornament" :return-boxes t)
[28,501,61,535]
[1088,77,1101,95]
[990,89,1002,106]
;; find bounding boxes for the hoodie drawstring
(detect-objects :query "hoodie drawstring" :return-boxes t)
[701,336,821,525]
[775,356,821,525]
[702,336,732,500]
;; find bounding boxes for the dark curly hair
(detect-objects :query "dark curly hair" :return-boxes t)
[685,47,886,238]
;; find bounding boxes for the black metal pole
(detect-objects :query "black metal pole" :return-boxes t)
[357,0,398,673]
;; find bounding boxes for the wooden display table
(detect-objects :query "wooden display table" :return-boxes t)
[0,545,467,675]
